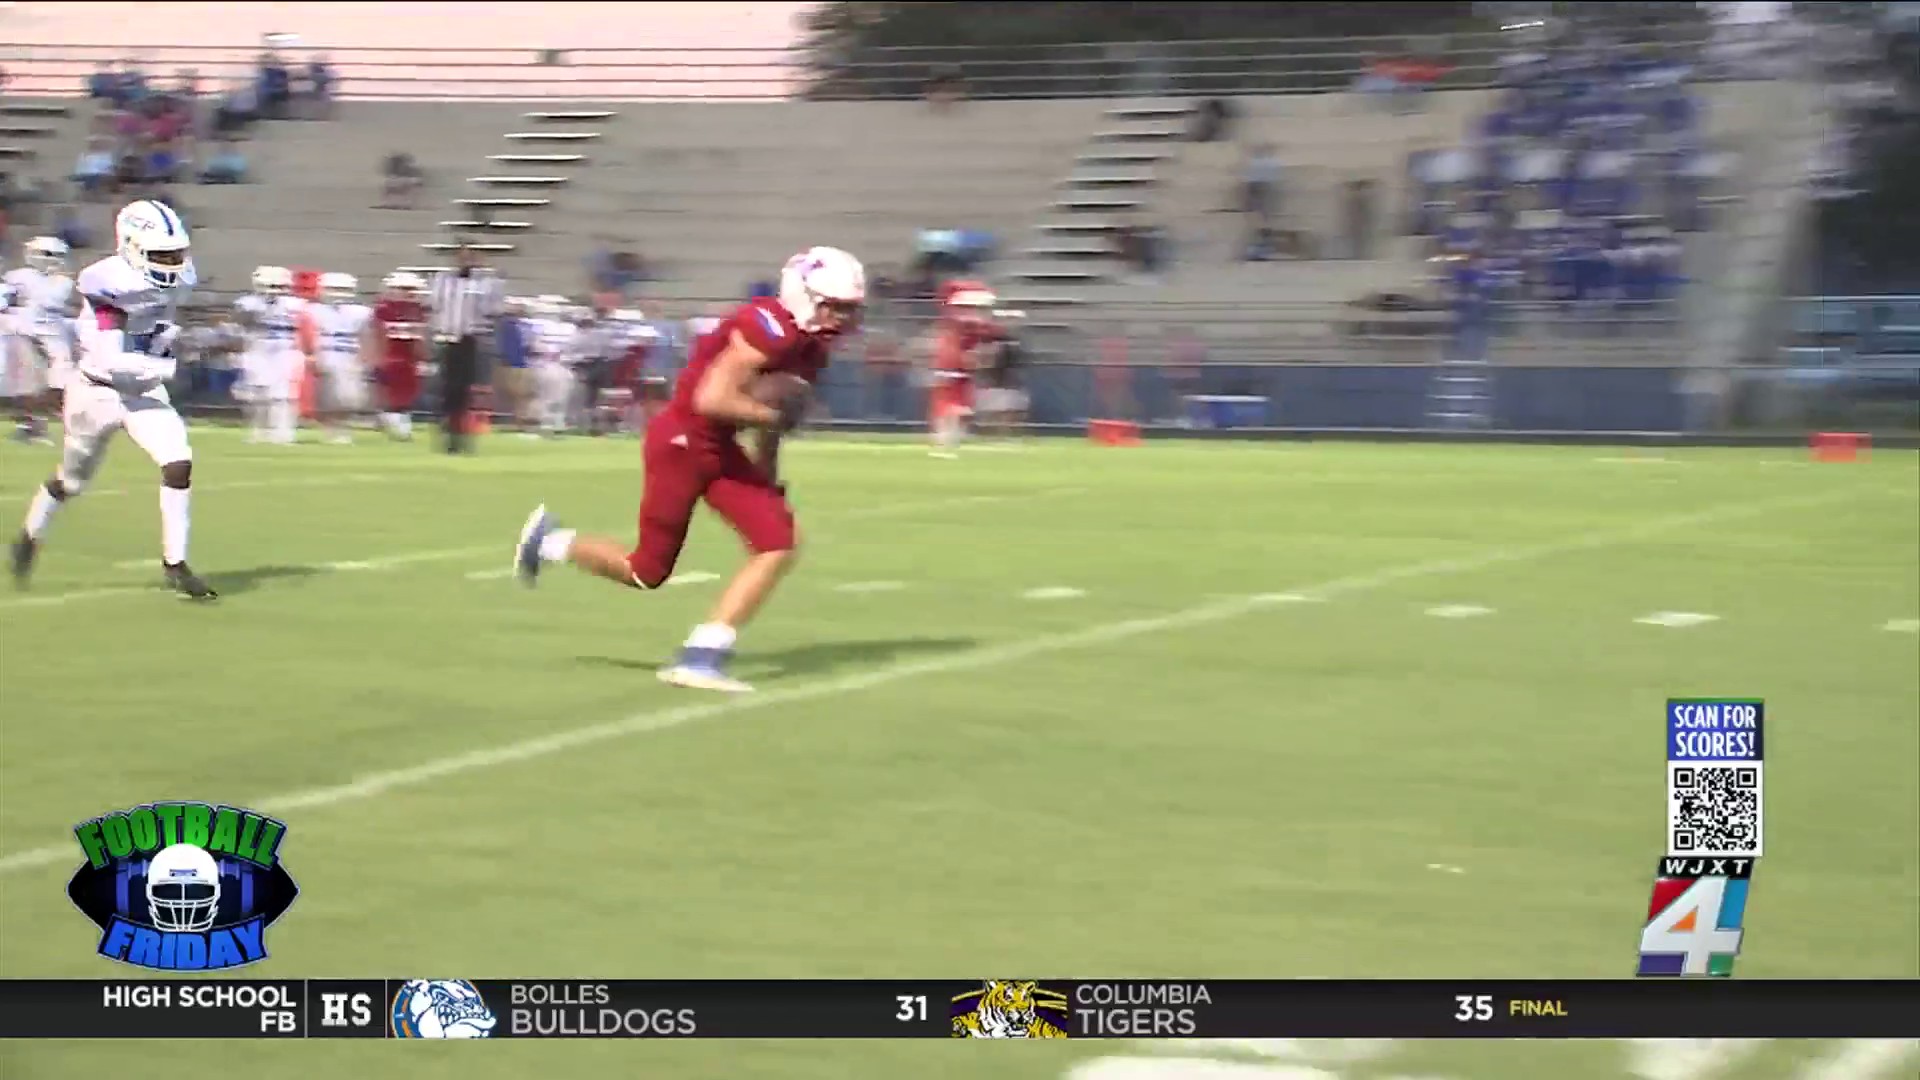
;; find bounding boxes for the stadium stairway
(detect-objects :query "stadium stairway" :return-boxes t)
[182,103,572,290]
[994,98,1199,322]
[0,98,106,247]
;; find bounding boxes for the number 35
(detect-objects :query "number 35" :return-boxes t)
[1455,994,1493,1022]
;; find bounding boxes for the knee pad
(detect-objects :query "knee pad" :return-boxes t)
[160,460,193,489]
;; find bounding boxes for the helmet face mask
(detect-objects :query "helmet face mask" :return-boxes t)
[145,843,221,933]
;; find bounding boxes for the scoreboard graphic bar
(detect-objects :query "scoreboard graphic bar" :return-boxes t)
[0,979,1914,1039]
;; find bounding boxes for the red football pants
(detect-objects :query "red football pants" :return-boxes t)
[626,417,796,588]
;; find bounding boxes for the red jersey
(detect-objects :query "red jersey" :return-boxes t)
[372,297,427,362]
[664,297,829,446]
[934,323,995,374]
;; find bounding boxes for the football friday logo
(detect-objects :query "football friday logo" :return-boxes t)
[68,803,299,971]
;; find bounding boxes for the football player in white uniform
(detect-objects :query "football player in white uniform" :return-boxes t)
[233,265,311,444]
[3,236,76,444]
[11,200,216,600]
[309,271,376,444]
[529,295,580,437]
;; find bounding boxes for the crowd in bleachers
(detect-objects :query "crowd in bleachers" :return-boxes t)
[1,49,336,264]
[1409,37,1710,346]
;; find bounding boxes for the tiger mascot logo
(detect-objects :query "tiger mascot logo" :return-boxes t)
[951,980,1070,1038]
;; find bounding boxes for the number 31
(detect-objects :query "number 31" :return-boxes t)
[896,994,927,1021]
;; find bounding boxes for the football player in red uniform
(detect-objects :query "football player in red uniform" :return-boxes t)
[513,247,866,693]
[928,280,997,458]
[370,271,428,440]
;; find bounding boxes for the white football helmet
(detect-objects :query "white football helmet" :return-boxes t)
[253,265,293,297]
[115,200,192,289]
[24,236,69,275]
[319,271,357,304]
[146,843,220,933]
[383,270,426,296]
[777,246,866,334]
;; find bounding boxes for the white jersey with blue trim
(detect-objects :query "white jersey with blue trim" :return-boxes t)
[73,255,193,385]
[235,292,309,353]
[312,302,372,363]
[3,266,75,340]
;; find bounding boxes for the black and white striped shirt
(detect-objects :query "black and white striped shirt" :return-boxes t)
[428,269,505,340]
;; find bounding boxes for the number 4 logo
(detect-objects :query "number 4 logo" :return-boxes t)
[1640,876,1746,976]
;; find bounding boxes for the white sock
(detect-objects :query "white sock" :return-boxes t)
[23,485,61,540]
[272,399,296,443]
[395,413,412,439]
[538,528,575,563]
[159,486,190,565]
[683,622,737,652]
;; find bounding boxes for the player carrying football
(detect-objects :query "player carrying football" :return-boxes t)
[512,247,865,693]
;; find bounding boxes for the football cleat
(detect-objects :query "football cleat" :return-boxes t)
[657,647,753,693]
[10,532,36,589]
[514,504,553,587]
[163,562,217,601]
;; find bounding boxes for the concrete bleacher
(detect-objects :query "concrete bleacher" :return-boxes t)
[547,99,1112,303]
[1014,81,1809,370]
[175,99,1110,305]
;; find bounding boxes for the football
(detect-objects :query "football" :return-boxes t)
[751,372,813,429]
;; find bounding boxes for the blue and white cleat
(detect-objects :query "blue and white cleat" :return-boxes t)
[514,504,554,587]
[657,647,754,693]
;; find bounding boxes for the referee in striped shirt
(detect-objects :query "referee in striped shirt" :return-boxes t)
[428,243,505,454]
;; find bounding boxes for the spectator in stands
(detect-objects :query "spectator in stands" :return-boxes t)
[1240,144,1281,232]
[1114,219,1167,281]
[1190,98,1235,143]
[146,136,180,186]
[379,152,423,208]
[257,51,293,119]
[215,76,258,134]
[925,65,965,111]
[305,55,336,118]
[1341,178,1377,260]
[88,62,118,102]
[73,136,116,199]
[51,204,92,252]
[199,133,250,184]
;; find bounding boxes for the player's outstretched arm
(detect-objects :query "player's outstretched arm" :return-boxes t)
[693,331,782,429]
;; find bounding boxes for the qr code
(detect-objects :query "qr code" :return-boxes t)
[1667,764,1763,857]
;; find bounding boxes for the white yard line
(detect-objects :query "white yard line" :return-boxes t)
[1424,604,1493,619]
[833,580,906,594]
[0,473,389,506]
[1794,1040,1919,1080]
[0,486,1860,877]
[1022,586,1088,601]
[1636,611,1721,629]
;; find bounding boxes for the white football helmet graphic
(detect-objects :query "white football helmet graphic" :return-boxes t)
[392,980,496,1038]
[319,271,357,303]
[116,200,193,289]
[146,843,220,932]
[777,246,865,334]
[252,265,293,296]
[24,235,69,274]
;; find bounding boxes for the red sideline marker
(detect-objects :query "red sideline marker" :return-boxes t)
[1809,431,1869,463]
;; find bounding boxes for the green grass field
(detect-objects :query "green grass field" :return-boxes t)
[0,429,1915,1080]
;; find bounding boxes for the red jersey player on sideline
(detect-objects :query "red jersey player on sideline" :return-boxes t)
[512,247,866,693]
[928,280,998,458]
[370,271,428,440]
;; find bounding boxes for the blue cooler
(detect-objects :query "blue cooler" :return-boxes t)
[1185,394,1271,429]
